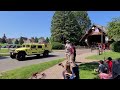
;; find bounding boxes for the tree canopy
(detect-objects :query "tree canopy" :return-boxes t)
[35,37,38,43]
[107,17,120,41]
[19,37,24,45]
[51,11,91,45]
[15,39,19,44]
[46,37,49,43]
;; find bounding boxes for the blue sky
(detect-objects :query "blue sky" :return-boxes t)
[0,11,120,39]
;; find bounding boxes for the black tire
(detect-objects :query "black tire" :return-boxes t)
[43,51,49,57]
[10,55,16,59]
[16,53,25,61]
[36,54,40,57]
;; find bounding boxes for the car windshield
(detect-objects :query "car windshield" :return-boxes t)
[26,45,30,47]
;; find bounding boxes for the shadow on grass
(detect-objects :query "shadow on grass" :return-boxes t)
[79,61,99,71]
[79,61,99,79]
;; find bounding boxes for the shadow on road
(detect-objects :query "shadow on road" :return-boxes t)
[0,56,9,60]
[24,55,59,61]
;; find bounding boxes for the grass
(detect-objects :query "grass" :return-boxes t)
[0,58,65,79]
[86,51,120,60]
[0,48,10,53]
[0,48,10,56]
[80,50,120,79]
[0,43,7,46]
[0,53,10,56]
[80,62,99,79]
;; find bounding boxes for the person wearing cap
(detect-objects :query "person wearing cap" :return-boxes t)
[65,40,71,61]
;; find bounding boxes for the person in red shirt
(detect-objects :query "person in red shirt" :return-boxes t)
[102,44,106,52]
[105,57,113,73]
[69,43,75,63]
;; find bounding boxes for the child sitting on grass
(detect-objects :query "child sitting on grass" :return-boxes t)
[94,60,108,73]
[94,59,113,79]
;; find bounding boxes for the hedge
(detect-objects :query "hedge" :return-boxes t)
[51,42,64,50]
[110,41,120,52]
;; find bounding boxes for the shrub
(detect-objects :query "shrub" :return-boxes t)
[110,41,120,52]
[51,42,64,50]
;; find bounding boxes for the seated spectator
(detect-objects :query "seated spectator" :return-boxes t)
[70,61,80,79]
[112,58,120,79]
[59,61,79,79]
[100,58,120,79]
[95,60,108,73]
[60,61,73,79]
[98,72,112,79]
[105,57,113,73]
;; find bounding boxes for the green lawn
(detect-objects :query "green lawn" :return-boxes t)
[0,53,10,56]
[81,50,120,79]
[0,43,7,46]
[0,58,65,79]
[80,62,99,79]
[86,51,120,60]
[0,48,10,53]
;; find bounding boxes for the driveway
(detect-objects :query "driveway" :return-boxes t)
[0,49,91,72]
[0,51,65,72]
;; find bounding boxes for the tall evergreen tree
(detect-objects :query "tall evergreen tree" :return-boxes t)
[46,37,49,43]
[2,38,6,43]
[15,39,19,44]
[72,11,91,32]
[51,11,91,45]
[19,37,24,45]
[2,34,7,43]
[35,37,38,43]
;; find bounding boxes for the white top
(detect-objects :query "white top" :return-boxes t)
[65,43,71,53]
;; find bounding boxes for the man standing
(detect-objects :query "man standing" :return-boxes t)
[65,40,71,62]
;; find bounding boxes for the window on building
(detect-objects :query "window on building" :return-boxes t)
[38,45,42,48]
[31,45,36,48]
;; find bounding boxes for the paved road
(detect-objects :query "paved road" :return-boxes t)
[0,49,91,72]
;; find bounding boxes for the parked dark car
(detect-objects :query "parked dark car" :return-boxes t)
[2,46,6,48]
